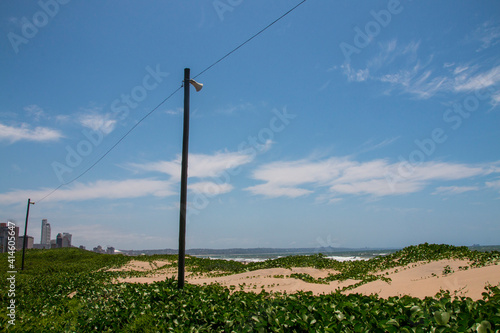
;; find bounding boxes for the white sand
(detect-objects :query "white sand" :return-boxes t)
[113,259,500,300]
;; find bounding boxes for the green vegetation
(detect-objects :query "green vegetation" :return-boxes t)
[1,244,499,332]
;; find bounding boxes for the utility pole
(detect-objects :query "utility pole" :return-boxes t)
[22,198,35,270]
[178,68,190,289]
[177,68,203,289]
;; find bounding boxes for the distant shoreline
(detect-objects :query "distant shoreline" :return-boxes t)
[118,244,500,257]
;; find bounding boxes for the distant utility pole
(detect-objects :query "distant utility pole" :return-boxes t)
[177,68,203,289]
[22,198,35,270]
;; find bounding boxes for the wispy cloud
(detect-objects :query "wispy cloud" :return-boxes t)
[339,36,500,103]
[164,107,182,116]
[246,156,499,199]
[486,179,500,191]
[247,184,312,198]
[359,137,400,153]
[0,178,175,205]
[468,21,500,52]
[0,111,17,119]
[215,102,253,115]
[341,63,369,82]
[24,104,45,121]
[0,122,63,143]
[188,181,233,195]
[78,111,117,135]
[453,65,500,92]
[432,186,479,196]
[493,92,500,104]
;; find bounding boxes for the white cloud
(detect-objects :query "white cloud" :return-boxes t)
[0,178,175,205]
[246,157,354,198]
[332,179,424,196]
[189,152,253,178]
[453,65,469,75]
[24,104,45,121]
[492,92,500,104]
[79,112,117,135]
[0,146,260,204]
[470,21,500,52]
[130,150,254,180]
[366,39,403,70]
[188,181,233,195]
[359,137,400,153]
[453,65,500,92]
[126,149,257,198]
[245,183,312,198]
[250,158,349,187]
[0,122,63,143]
[408,162,485,182]
[486,179,500,191]
[342,39,500,102]
[432,186,479,195]
[165,107,182,116]
[246,156,499,199]
[55,114,71,123]
[341,63,369,82]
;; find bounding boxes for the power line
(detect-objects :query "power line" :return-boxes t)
[36,86,182,203]
[193,0,307,80]
[35,0,307,203]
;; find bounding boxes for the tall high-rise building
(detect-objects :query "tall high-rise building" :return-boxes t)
[41,219,51,245]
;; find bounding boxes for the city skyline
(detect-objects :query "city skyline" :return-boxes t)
[1,1,499,250]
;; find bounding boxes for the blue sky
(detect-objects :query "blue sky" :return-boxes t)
[1,0,499,250]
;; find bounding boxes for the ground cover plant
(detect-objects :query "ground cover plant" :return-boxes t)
[1,244,499,332]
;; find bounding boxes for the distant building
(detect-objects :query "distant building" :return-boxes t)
[0,222,19,253]
[16,236,34,250]
[56,233,63,248]
[50,239,57,249]
[41,219,51,245]
[62,233,72,247]
[93,245,105,253]
[106,246,115,254]
[79,245,86,250]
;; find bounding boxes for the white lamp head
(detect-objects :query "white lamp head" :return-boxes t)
[189,79,203,92]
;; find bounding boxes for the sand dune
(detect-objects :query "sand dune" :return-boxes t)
[347,259,500,300]
[108,260,170,272]
[113,259,500,300]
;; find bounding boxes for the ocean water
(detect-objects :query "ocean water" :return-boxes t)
[197,251,390,263]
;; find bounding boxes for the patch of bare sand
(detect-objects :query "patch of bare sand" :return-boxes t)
[107,260,170,272]
[188,268,350,295]
[346,259,500,300]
